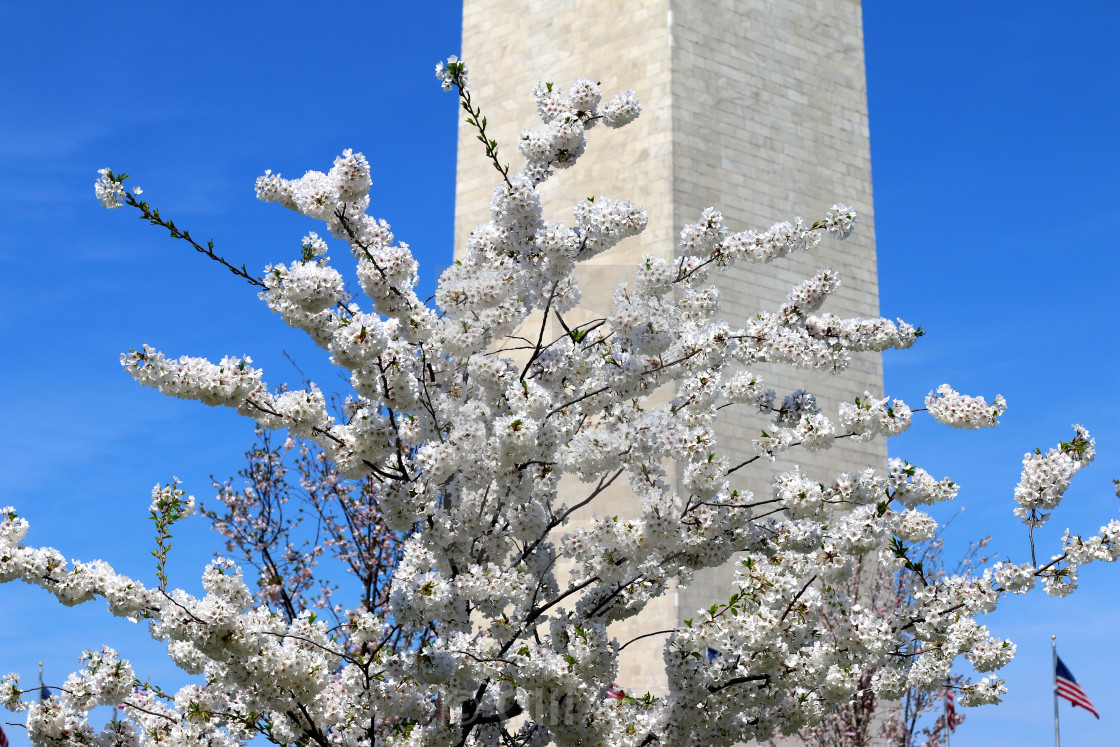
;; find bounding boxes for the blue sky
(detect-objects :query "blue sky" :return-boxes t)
[0,2,1116,745]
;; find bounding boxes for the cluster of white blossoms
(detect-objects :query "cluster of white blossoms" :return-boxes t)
[5,60,1116,747]
[94,168,140,209]
[925,383,1007,429]
[521,78,641,183]
[435,55,465,92]
[839,392,913,441]
[1012,425,1095,527]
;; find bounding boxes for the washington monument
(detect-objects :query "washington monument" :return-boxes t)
[455,0,884,690]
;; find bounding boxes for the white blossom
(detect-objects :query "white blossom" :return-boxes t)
[925,383,1007,429]
[94,168,126,209]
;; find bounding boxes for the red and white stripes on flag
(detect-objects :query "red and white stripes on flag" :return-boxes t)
[945,686,957,732]
[1055,655,1100,719]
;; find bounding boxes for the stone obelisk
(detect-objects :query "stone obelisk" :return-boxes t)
[455,0,884,693]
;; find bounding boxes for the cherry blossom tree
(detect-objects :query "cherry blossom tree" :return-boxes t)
[795,529,990,747]
[2,58,1118,747]
[206,423,417,655]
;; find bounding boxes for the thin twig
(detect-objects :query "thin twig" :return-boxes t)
[123,192,264,288]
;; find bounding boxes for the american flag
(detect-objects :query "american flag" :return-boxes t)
[945,686,957,733]
[605,682,626,700]
[0,724,9,747]
[1055,655,1099,719]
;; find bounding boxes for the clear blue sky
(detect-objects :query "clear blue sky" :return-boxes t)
[0,2,1116,745]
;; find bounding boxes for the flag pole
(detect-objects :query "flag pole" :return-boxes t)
[1052,635,1060,747]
